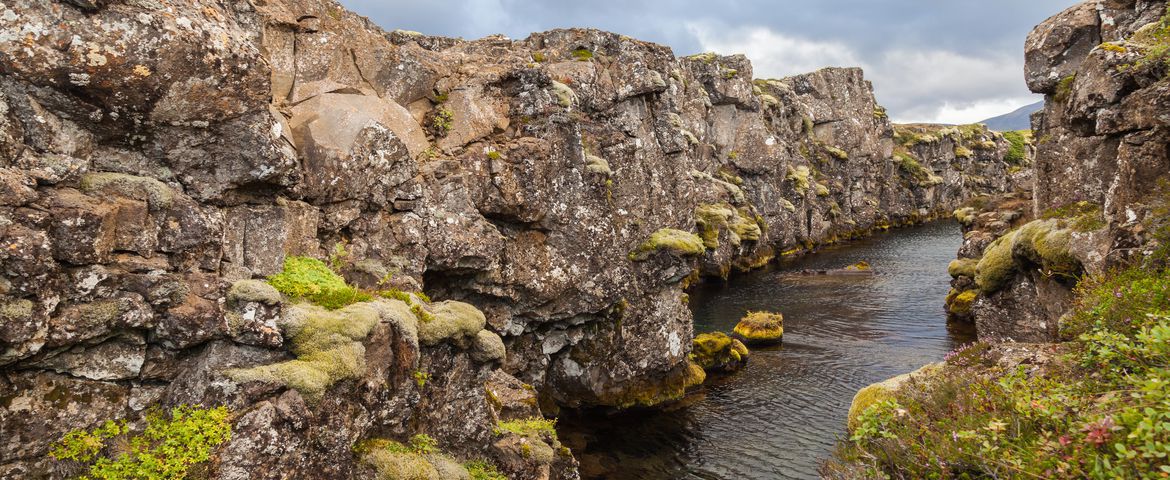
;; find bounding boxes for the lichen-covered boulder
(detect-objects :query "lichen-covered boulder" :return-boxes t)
[733,311,784,346]
[690,332,749,373]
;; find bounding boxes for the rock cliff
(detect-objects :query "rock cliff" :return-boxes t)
[951,0,1170,342]
[0,0,1022,477]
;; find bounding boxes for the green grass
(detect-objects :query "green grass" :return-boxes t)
[1002,130,1031,166]
[494,417,558,439]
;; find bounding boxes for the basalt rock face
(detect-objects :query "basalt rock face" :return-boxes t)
[955,0,1170,342]
[1,0,1021,476]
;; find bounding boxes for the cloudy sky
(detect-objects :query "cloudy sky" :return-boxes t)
[338,1,1081,124]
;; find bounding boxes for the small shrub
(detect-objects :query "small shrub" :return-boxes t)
[571,47,593,61]
[1054,74,1076,103]
[432,108,454,135]
[1002,130,1031,166]
[51,405,232,479]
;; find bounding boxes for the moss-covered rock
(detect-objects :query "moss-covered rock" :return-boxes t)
[844,261,871,272]
[945,288,978,316]
[953,207,977,226]
[694,204,762,249]
[690,332,749,373]
[974,218,1084,294]
[733,311,784,345]
[226,300,416,401]
[357,437,469,480]
[470,329,506,363]
[227,279,282,305]
[947,258,978,279]
[418,301,487,347]
[628,228,705,261]
[847,363,942,432]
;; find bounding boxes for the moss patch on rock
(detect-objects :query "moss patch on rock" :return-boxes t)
[947,258,978,278]
[227,300,415,401]
[79,172,175,210]
[356,436,469,480]
[268,256,371,310]
[417,301,487,347]
[691,332,749,373]
[846,363,941,432]
[945,288,978,316]
[629,228,705,261]
[733,311,784,345]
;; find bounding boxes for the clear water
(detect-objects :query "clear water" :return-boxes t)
[558,221,975,480]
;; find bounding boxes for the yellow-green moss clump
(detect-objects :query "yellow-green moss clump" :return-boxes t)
[227,300,415,401]
[953,206,977,226]
[629,228,705,261]
[733,311,784,345]
[845,261,872,272]
[947,258,978,278]
[268,256,371,310]
[417,301,487,347]
[786,165,812,194]
[694,204,762,249]
[945,288,978,316]
[356,435,474,480]
[846,364,941,432]
[690,332,749,372]
[974,217,1085,294]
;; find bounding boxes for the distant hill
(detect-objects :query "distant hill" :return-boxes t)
[979,101,1043,131]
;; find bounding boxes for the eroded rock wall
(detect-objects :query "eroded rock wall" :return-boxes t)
[953,0,1170,342]
[0,0,1023,476]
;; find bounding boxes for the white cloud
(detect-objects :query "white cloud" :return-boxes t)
[685,22,863,78]
[685,23,1038,125]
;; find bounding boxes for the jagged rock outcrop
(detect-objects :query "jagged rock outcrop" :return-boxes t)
[952,0,1169,342]
[0,0,1024,477]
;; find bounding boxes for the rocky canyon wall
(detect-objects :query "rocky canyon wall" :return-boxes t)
[0,0,1022,477]
[948,0,1169,342]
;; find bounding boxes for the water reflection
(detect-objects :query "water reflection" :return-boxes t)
[559,221,974,480]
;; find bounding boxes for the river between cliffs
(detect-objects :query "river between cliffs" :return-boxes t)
[558,221,975,479]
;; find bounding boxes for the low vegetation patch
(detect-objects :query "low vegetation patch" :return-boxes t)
[629,228,705,261]
[268,256,371,309]
[51,405,231,479]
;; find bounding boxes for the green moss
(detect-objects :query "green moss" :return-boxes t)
[629,228,705,261]
[873,106,888,119]
[825,145,849,160]
[1041,200,1105,232]
[51,405,231,479]
[684,52,718,64]
[846,364,940,432]
[486,150,502,160]
[946,288,978,315]
[267,256,371,310]
[1053,74,1076,103]
[465,460,507,480]
[690,332,750,371]
[417,301,486,346]
[815,182,831,197]
[722,68,738,79]
[974,229,1020,294]
[228,279,282,305]
[571,47,594,61]
[0,298,34,322]
[495,417,557,439]
[947,258,978,278]
[953,207,977,226]
[786,165,812,194]
[531,52,546,63]
[1002,130,1031,165]
[226,302,408,400]
[358,439,443,480]
[895,152,942,186]
[78,172,175,210]
[733,311,784,345]
[953,145,974,158]
[412,371,431,388]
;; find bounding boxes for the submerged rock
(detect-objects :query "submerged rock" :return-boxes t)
[733,311,785,346]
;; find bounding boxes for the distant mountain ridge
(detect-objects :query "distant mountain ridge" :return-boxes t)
[979,101,1043,131]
